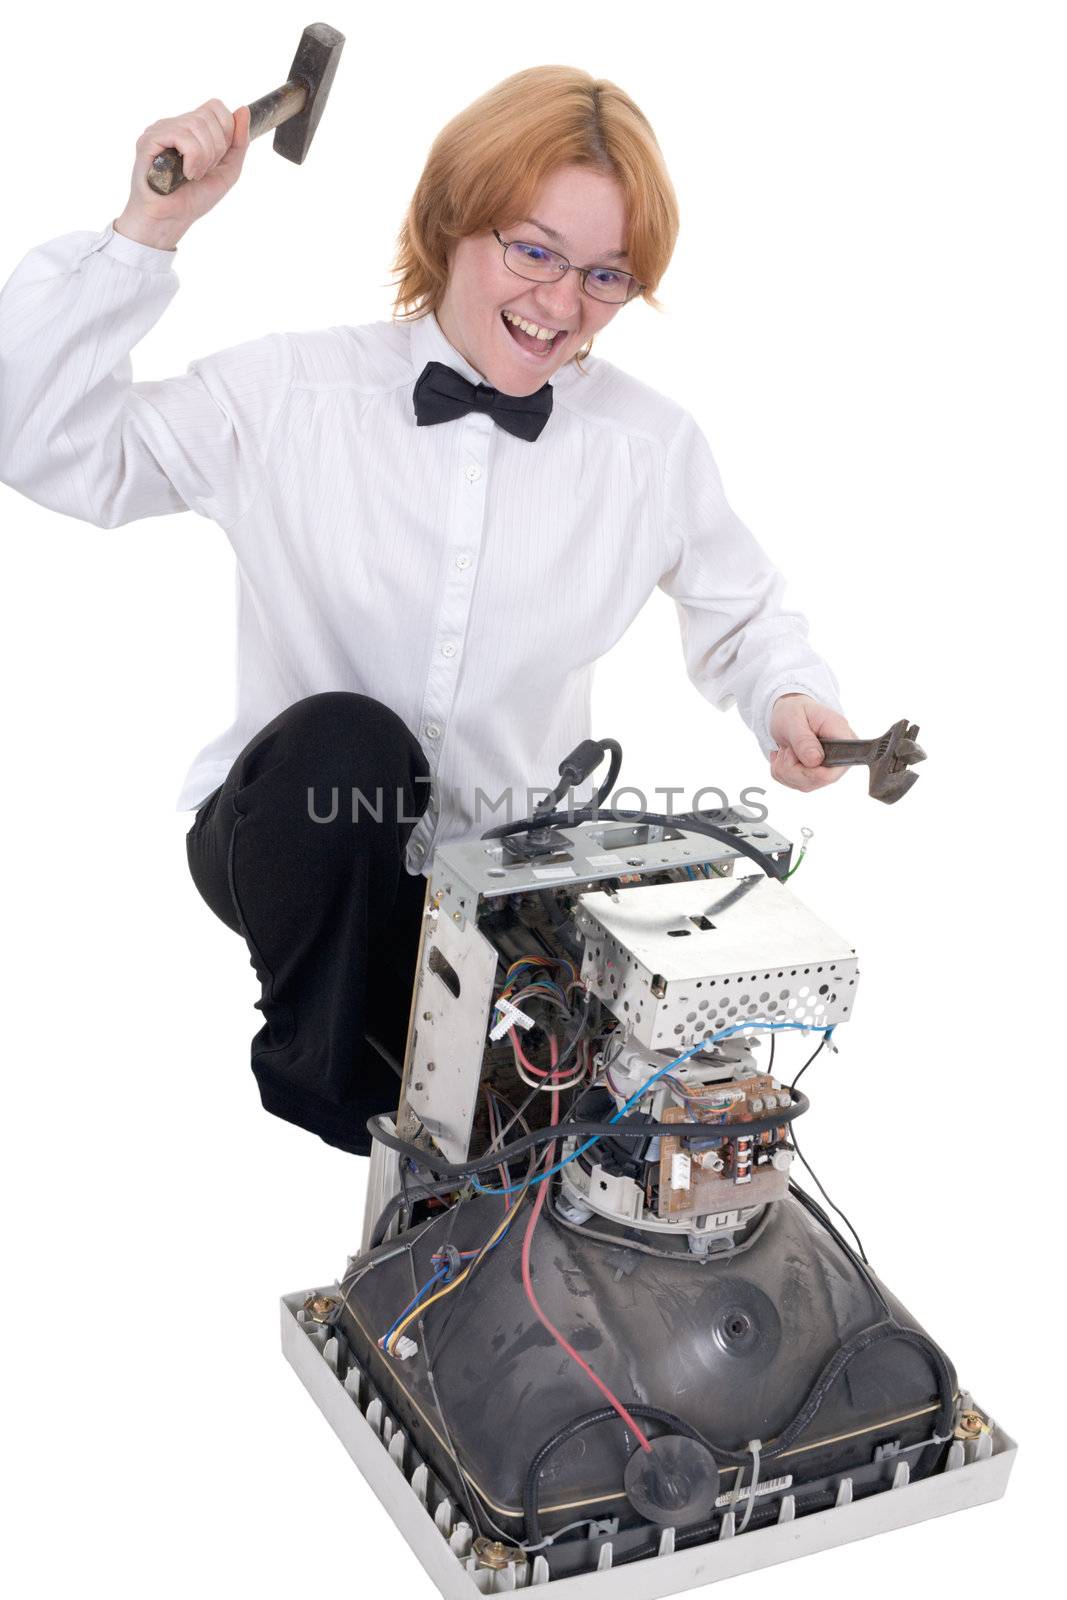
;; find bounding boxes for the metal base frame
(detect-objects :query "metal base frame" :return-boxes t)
[281,1290,1016,1600]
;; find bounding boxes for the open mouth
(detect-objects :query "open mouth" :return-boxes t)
[501,310,566,358]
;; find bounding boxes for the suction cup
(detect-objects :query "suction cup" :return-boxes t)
[623,1434,721,1527]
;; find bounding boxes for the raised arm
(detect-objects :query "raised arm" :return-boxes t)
[658,409,855,788]
[0,100,291,530]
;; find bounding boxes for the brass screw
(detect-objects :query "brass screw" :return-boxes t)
[472,1538,523,1570]
[954,1409,987,1440]
[302,1295,337,1323]
[422,1011,433,1021]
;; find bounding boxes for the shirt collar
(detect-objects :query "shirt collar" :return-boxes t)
[408,310,581,396]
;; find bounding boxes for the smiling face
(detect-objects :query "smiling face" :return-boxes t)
[435,164,632,395]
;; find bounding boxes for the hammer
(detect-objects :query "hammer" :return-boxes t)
[146,22,345,195]
[820,719,927,804]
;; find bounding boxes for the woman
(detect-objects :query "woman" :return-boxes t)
[0,66,854,1155]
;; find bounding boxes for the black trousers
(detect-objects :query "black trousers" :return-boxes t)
[185,691,432,1156]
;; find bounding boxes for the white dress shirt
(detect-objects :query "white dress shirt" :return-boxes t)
[0,223,842,875]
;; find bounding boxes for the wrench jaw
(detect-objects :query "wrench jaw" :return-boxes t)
[866,720,925,803]
[875,764,921,804]
[821,718,927,804]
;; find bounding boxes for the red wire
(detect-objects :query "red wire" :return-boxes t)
[518,1038,653,1453]
[508,1025,584,1081]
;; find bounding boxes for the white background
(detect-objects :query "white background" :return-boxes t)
[1,2,1061,1595]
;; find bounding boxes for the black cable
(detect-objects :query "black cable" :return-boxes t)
[368,1174,461,1251]
[523,1405,747,1546]
[789,1127,869,1263]
[789,1033,828,1092]
[483,804,788,881]
[785,1037,870,1263]
[401,1075,588,1383]
[789,1180,889,1318]
[536,989,593,1078]
[539,737,622,815]
[366,1089,810,1181]
[523,1317,956,1544]
[762,1320,953,1459]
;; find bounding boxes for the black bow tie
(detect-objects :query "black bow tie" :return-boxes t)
[413,361,553,442]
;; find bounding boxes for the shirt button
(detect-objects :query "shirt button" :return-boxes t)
[441,642,457,658]
[455,554,471,570]
[464,463,482,482]
[425,722,441,739]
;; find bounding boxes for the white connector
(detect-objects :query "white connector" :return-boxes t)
[670,1152,692,1191]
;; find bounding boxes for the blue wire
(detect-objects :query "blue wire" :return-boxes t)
[380,1206,524,1349]
[471,1019,835,1198]
[378,1264,449,1348]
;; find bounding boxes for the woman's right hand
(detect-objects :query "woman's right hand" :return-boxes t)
[113,100,251,251]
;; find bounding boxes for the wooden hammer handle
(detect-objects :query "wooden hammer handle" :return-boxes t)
[146,78,309,195]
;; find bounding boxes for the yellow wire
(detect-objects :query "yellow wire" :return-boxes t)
[385,1189,530,1353]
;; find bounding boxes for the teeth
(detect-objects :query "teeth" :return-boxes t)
[503,310,560,342]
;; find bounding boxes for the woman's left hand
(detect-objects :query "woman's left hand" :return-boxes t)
[768,694,857,792]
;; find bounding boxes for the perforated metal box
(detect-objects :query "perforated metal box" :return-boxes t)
[576,875,859,1051]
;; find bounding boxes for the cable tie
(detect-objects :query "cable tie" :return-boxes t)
[737,1439,763,1534]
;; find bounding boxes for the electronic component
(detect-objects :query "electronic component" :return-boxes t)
[284,736,1013,1598]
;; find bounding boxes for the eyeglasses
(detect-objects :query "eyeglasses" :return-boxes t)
[492,229,643,305]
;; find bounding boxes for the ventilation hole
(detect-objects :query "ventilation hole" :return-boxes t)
[428,945,461,999]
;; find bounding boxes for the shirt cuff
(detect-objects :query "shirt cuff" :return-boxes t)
[758,678,844,758]
[94,221,178,273]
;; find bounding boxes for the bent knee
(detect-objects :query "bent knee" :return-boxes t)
[245,692,430,792]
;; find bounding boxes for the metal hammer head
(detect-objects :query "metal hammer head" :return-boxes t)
[273,22,345,165]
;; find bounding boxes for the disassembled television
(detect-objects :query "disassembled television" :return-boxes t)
[283,735,1013,1598]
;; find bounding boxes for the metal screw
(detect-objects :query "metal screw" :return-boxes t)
[422,1011,433,1021]
[472,1538,523,1570]
[302,1295,337,1323]
[413,1081,424,1092]
[954,1409,986,1440]
[426,1061,436,1072]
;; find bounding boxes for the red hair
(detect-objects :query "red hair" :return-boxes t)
[390,66,679,362]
